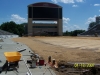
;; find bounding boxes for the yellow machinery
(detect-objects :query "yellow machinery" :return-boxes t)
[4,52,21,62]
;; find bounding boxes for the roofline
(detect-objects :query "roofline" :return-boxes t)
[27,2,62,8]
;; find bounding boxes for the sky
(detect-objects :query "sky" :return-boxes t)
[0,0,100,32]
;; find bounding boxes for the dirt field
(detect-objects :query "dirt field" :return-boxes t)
[12,36,100,63]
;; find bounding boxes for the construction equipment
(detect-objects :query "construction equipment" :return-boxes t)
[0,52,21,74]
[27,51,38,68]
[4,52,21,62]
[17,48,26,52]
[27,51,45,68]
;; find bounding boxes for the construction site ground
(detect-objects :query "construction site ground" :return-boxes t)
[0,38,56,75]
[12,36,100,75]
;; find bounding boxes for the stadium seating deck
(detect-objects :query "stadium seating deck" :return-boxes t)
[80,24,100,36]
[0,29,17,35]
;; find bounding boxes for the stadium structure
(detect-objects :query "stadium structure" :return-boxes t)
[0,29,18,38]
[78,16,100,37]
[27,2,63,36]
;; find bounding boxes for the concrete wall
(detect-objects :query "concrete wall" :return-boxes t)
[57,19,63,36]
[28,19,63,36]
[28,18,33,36]
[77,34,100,37]
[0,35,19,38]
[33,28,57,32]
[32,23,58,34]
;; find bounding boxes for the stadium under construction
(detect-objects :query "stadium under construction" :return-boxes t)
[0,29,18,38]
[27,2,63,36]
[78,16,100,37]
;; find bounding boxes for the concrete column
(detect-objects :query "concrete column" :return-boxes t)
[28,18,33,36]
[57,19,63,36]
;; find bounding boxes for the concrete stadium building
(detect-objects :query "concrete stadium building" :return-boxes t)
[27,2,63,36]
[78,16,100,37]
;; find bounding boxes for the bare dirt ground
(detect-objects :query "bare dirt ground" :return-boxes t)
[12,36,100,63]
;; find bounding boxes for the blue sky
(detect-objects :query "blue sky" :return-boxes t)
[0,0,100,32]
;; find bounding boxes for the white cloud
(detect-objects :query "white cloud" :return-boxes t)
[94,4,100,6]
[99,10,100,12]
[76,0,83,2]
[63,17,70,24]
[60,0,75,3]
[73,25,81,29]
[63,25,68,31]
[51,0,58,3]
[86,15,96,24]
[51,0,75,3]
[72,5,78,7]
[51,0,84,4]
[10,14,27,24]
[63,24,72,32]
[63,24,82,32]
[62,17,84,31]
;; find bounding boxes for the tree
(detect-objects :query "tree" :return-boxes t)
[63,31,70,36]
[0,21,25,36]
[63,30,85,36]
[88,22,97,30]
[72,30,85,36]
[20,23,27,34]
[17,24,25,36]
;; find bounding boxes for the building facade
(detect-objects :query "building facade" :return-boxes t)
[27,2,63,36]
[96,16,100,24]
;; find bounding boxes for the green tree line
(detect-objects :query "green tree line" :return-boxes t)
[63,21,98,36]
[63,30,86,36]
[0,21,25,36]
[0,21,95,36]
